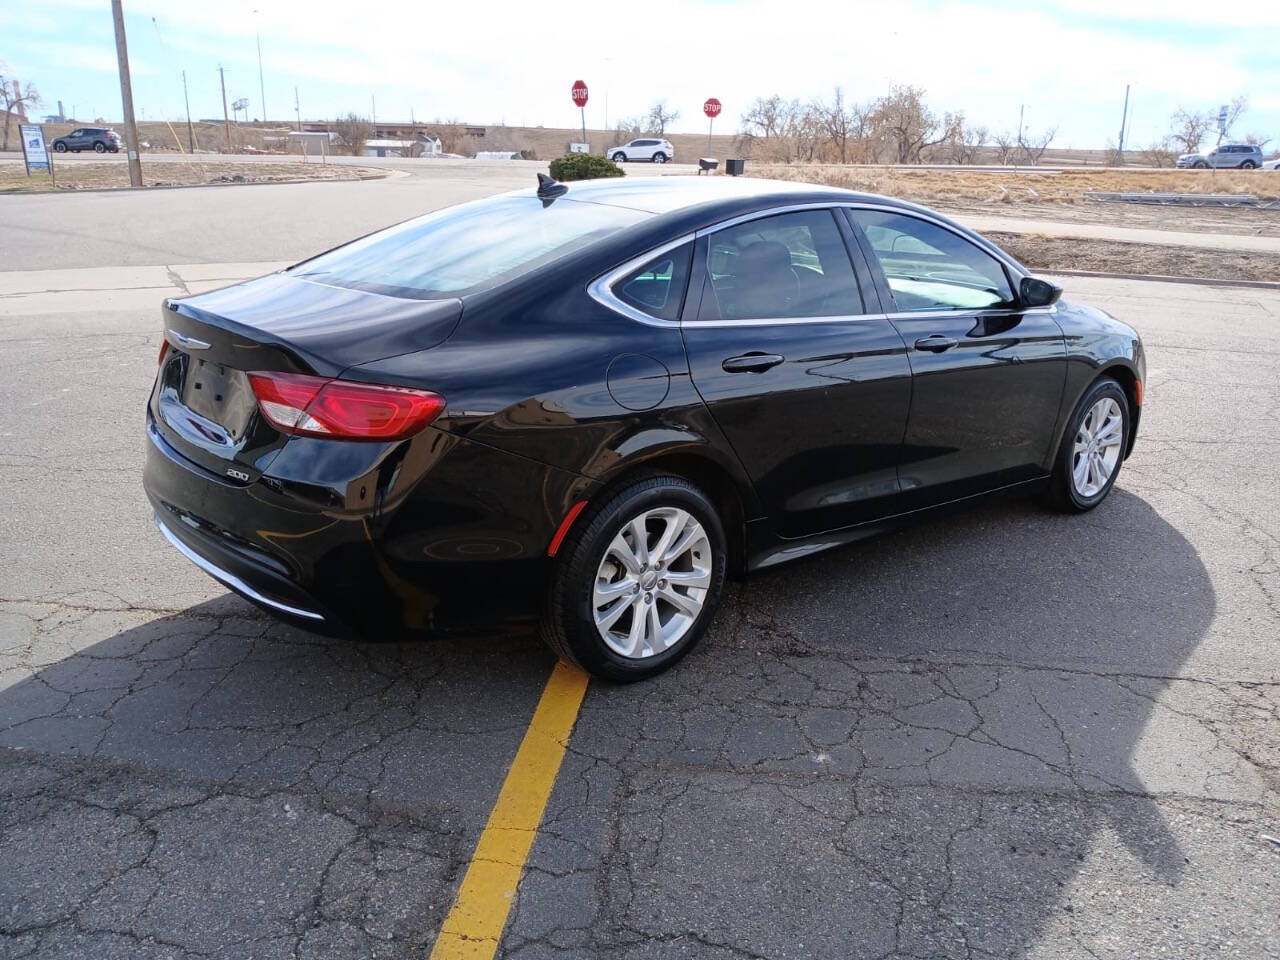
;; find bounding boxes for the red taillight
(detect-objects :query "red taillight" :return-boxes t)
[247,371,444,441]
[158,341,169,366]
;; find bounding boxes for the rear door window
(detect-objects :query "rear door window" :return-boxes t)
[849,210,1015,312]
[695,210,864,321]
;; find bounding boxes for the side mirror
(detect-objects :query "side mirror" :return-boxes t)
[1019,275,1062,308]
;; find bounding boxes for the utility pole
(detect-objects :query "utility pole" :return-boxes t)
[1016,104,1025,148]
[110,0,144,187]
[218,65,232,152]
[182,69,195,152]
[1116,84,1130,165]
[255,21,267,125]
[294,86,301,132]
[371,94,376,127]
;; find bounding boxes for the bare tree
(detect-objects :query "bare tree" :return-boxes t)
[1168,107,1212,153]
[332,113,373,155]
[1139,138,1177,167]
[991,131,1016,165]
[812,87,856,163]
[943,121,988,165]
[1016,126,1057,165]
[0,64,42,152]
[740,95,788,140]
[1242,132,1273,153]
[870,86,959,164]
[646,101,679,136]
[612,116,646,144]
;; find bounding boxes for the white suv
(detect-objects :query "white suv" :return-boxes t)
[608,138,674,164]
[1176,143,1264,169]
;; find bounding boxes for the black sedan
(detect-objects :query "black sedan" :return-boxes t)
[144,175,1144,680]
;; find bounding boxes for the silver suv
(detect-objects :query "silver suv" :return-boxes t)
[608,138,674,164]
[1176,143,1264,169]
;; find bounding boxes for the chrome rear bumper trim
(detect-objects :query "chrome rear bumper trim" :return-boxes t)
[155,517,325,622]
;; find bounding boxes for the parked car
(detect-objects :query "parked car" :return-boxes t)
[51,127,123,153]
[1176,143,1263,168]
[608,138,674,164]
[144,176,1144,681]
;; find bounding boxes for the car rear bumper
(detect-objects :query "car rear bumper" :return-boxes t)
[144,412,587,635]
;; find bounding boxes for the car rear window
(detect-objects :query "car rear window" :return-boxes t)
[291,195,649,299]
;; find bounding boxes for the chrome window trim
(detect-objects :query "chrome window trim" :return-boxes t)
[686,312,891,329]
[588,201,1041,328]
[156,518,326,622]
[587,233,695,328]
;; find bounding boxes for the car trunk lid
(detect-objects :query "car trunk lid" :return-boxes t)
[150,272,462,480]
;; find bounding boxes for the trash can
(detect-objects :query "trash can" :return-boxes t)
[725,157,745,176]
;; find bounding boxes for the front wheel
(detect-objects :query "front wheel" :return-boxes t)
[1193,159,1209,169]
[611,152,626,163]
[541,476,727,682]
[53,141,68,153]
[652,152,667,164]
[1045,378,1130,512]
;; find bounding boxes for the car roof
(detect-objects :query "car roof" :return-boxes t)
[525,175,901,216]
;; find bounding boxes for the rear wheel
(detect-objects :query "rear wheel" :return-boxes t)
[541,476,727,681]
[611,151,626,162]
[1241,160,1257,169]
[94,141,106,153]
[1045,378,1129,512]
[652,152,667,164]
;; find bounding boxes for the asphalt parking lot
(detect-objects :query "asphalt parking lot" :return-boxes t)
[1,166,1277,959]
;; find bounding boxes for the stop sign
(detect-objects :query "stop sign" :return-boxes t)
[571,81,589,108]
[703,98,722,118]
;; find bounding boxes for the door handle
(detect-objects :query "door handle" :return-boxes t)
[722,353,784,373]
[914,335,958,353]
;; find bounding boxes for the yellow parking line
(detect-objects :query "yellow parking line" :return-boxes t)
[428,660,590,960]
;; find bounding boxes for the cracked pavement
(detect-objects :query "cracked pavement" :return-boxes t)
[1,173,1278,958]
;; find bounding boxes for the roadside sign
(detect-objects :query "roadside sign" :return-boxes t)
[1218,104,1229,132]
[571,81,589,108]
[703,98,722,118]
[19,123,52,178]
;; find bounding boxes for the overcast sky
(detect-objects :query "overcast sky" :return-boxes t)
[4,0,1278,149]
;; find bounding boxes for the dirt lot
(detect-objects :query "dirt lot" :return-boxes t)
[988,232,1280,283]
[752,164,1280,238]
[0,159,385,193]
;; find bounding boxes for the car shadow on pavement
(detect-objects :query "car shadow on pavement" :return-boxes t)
[0,488,1228,959]
[504,488,1234,959]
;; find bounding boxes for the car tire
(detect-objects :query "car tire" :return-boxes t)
[611,152,626,163]
[1045,377,1130,513]
[94,141,106,153]
[652,152,667,164]
[1241,160,1257,169]
[1193,160,1209,169]
[541,475,727,682]
[53,141,67,153]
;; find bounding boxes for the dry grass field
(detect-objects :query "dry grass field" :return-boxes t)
[749,164,1280,205]
[0,159,384,193]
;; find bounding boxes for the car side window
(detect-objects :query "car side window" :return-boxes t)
[849,210,1015,312]
[612,242,693,322]
[695,210,863,321]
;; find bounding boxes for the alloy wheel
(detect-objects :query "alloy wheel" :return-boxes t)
[1072,397,1124,498]
[592,506,712,659]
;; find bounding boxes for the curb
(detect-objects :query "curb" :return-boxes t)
[1042,268,1280,291]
